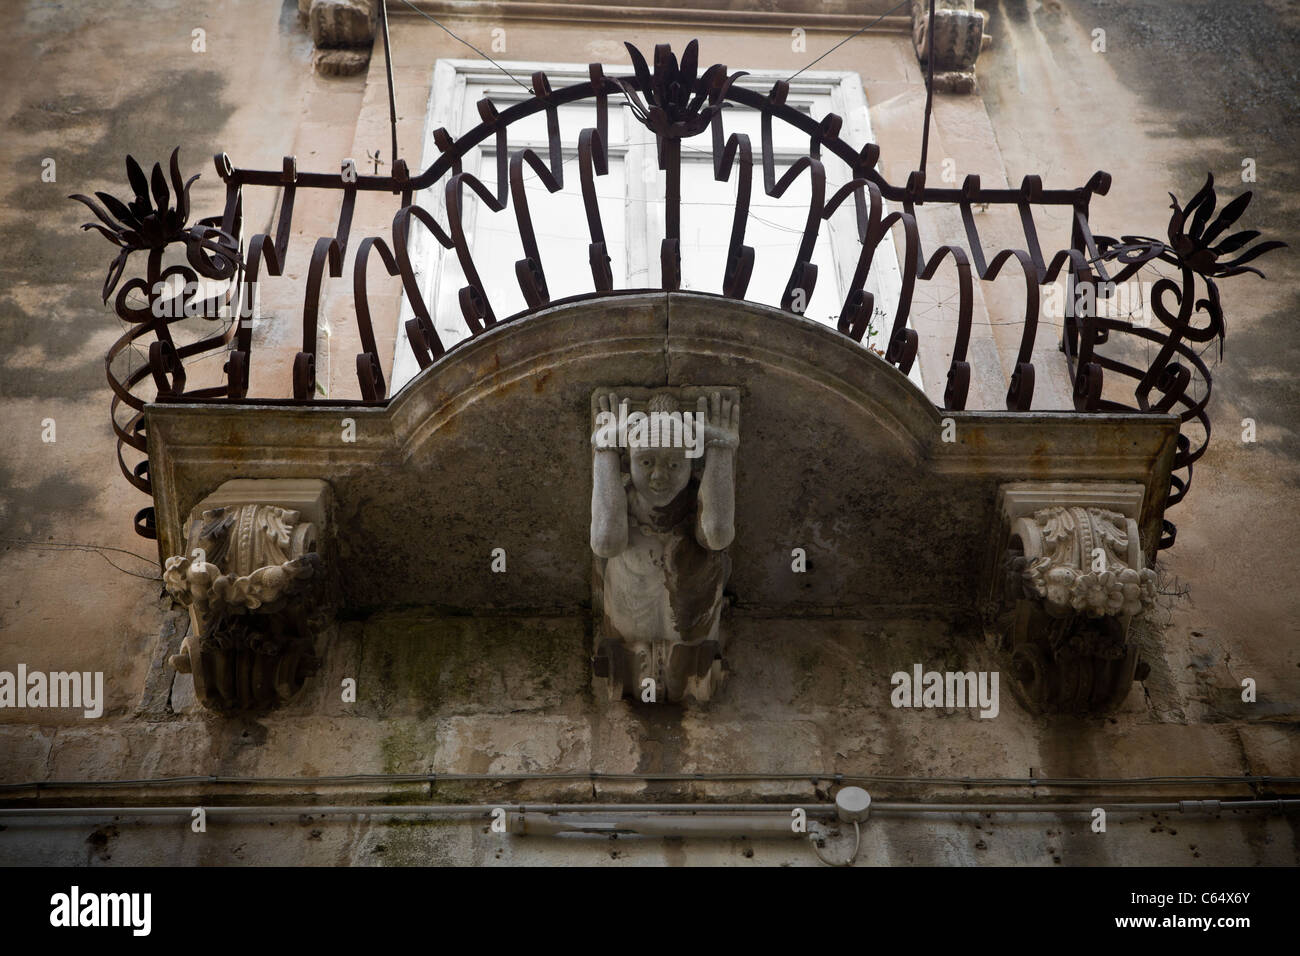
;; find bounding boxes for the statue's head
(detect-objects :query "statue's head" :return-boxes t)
[627,393,694,509]
[629,446,691,508]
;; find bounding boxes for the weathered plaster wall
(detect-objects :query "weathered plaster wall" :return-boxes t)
[978,0,1300,770]
[7,610,1296,865]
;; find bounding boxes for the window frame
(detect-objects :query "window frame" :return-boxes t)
[392,58,917,393]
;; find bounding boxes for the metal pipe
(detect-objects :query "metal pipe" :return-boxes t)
[0,804,833,819]
[378,0,399,166]
[918,0,937,174]
[4,771,1296,793]
[0,799,1294,821]
[516,813,810,838]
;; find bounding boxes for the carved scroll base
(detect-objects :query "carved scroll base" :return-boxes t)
[593,637,724,704]
[169,586,323,714]
[164,480,331,714]
[1002,602,1150,715]
[992,484,1156,716]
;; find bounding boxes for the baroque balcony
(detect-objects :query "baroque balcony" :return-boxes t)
[71,39,1282,717]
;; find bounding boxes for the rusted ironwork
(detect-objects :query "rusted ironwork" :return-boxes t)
[71,42,1283,549]
[1069,174,1285,549]
[70,149,241,538]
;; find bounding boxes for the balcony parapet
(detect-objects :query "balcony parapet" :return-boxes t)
[68,39,1282,562]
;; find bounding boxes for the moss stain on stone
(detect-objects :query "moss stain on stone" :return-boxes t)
[361,612,584,717]
[379,724,426,775]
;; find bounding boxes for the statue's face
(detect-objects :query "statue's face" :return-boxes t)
[629,447,691,508]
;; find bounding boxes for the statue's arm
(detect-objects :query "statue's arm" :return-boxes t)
[591,394,629,558]
[696,393,738,551]
[591,448,628,557]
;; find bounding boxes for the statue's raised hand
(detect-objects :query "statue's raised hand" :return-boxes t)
[593,392,622,450]
[697,392,739,450]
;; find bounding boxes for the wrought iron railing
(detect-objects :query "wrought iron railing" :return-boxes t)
[71,40,1281,546]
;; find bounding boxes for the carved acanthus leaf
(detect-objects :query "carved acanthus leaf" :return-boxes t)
[1016,506,1155,618]
[163,504,321,621]
[164,500,328,714]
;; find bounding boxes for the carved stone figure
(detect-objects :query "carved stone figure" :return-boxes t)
[1000,504,1156,714]
[911,0,986,94]
[164,503,325,713]
[590,390,739,702]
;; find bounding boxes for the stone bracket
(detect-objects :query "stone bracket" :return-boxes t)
[988,482,1155,714]
[302,0,378,76]
[162,479,333,714]
[590,387,739,704]
[912,0,988,94]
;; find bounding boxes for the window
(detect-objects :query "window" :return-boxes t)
[392,59,915,393]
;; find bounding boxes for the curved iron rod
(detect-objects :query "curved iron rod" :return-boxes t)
[918,244,974,411]
[352,236,401,400]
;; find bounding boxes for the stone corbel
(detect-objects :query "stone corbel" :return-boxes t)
[163,480,332,714]
[589,388,739,704]
[990,483,1156,714]
[911,1,988,94]
[299,0,378,76]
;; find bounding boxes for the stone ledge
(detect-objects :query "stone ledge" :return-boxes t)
[145,293,1177,617]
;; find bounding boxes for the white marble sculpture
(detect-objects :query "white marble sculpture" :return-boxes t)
[590,390,739,702]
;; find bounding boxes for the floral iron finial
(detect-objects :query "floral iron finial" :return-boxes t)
[69,147,238,303]
[1092,174,1286,356]
[615,40,746,139]
[1098,174,1286,282]
[1165,173,1286,279]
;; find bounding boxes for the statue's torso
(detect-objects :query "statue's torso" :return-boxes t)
[603,520,679,645]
